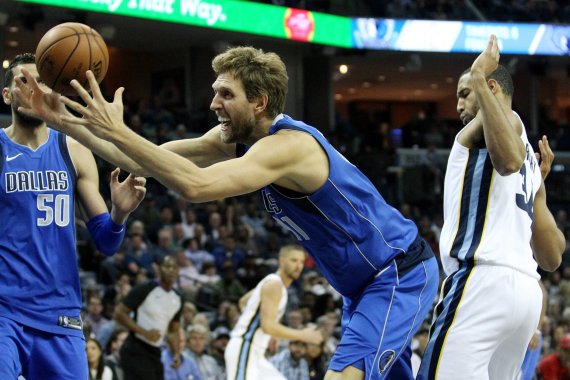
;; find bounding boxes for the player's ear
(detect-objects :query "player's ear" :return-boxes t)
[254,94,268,115]
[2,87,11,105]
[487,79,500,95]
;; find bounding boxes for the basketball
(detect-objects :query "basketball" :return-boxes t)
[35,22,109,95]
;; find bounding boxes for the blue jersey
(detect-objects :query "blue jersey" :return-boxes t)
[239,115,420,297]
[0,129,82,337]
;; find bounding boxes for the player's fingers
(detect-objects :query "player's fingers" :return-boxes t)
[110,167,120,183]
[86,70,104,101]
[19,68,42,92]
[134,176,147,186]
[60,95,87,115]
[113,87,125,106]
[69,78,93,105]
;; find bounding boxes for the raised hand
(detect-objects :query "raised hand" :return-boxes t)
[59,70,127,142]
[535,135,554,181]
[13,68,71,132]
[471,34,500,78]
[110,168,146,219]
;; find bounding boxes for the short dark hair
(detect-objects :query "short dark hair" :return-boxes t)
[4,53,35,88]
[459,64,513,98]
[488,64,514,98]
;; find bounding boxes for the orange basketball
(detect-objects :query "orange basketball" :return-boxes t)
[35,22,109,95]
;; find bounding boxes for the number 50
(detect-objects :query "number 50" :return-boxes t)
[37,194,70,227]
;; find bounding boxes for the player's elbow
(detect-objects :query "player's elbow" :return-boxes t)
[495,159,523,176]
[537,255,562,272]
[260,320,276,335]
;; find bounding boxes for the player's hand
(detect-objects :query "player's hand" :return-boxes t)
[471,34,500,78]
[535,135,554,181]
[528,330,541,351]
[13,68,72,132]
[59,70,127,142]
[110,168,146,223]
[302,327,324,345]
[143,328,162,343]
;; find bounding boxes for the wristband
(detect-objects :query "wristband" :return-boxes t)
[86,212,126,256]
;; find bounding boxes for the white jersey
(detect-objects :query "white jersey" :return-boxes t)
[231,273,287,347]
[439,114,541,278]
[226,273,288,380]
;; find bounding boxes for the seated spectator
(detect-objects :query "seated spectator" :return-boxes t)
[270,340,310,380]
[184,237,215,272]
[84,295,112,340]
[212,261,246,305]
[537,333,570,380]
[209,326,230,377]
[211,236,245,272]
[124,233,157,278]
[305,341,330,380]
[104,327,128,380]
[185,324,225,380]
[161,327,201,380]
[87,337,113,380]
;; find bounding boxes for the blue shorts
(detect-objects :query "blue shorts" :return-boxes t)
[0,316,87,380]
[329,255,439,380]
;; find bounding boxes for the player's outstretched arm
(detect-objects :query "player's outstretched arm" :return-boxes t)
[259,280,323,345]
[471,34,525,175]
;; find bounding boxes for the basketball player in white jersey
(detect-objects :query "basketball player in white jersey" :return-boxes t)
[418,34,565,379]
[225,245,323,380]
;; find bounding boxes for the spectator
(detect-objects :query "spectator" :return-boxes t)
[84,295,112,339]
[104,327,129,380]
[537,333,570,380]
[161,327,202,380]
[185,324,225,380]
[87,337,113,380]
[270,340,310,380]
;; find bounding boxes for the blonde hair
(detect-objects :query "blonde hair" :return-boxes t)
[212,46,288,118]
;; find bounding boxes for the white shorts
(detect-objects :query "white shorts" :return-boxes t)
[225,337,285,380]
[418,264,542,380]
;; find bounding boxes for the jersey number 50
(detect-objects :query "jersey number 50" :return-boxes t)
[37,194,70,227]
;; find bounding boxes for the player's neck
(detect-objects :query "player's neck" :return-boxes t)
[276,270,293,287]
[5,123,49,150]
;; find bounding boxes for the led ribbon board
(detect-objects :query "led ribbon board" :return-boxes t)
[352,18,570,56]
[17,0,353,48]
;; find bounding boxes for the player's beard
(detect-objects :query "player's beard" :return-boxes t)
[221,114,255,144]
[13,103,43,128]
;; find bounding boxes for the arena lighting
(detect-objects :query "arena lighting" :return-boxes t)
[339,64,348,74]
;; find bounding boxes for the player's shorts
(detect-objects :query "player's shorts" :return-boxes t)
[225,337,286,380]
[329,253,439,380]
[417,264,542,380]
[0,315,88,380]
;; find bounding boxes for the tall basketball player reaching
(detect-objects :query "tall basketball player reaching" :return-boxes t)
[15,46,438,379]
[417,35,565,379]
[0,53,146,380]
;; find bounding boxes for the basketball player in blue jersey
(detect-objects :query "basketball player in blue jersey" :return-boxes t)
[15,46,439,380]
[1,53,146,380]
[417,35,565,379]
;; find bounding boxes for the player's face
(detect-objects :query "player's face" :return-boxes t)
[280,249,306,280]
[456,73,480,125]
[5,64,47,127]
[210,73,257,144]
